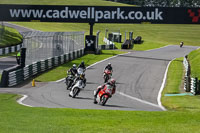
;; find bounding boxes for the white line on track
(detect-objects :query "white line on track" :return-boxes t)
[17,95,33,107]
[117,92,161,109]
[18,45,173,108]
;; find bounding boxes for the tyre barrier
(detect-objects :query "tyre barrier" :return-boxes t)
[0,44,22,55]
[183,56,200,95]
[0,48,84,87]
[99,37,115,50]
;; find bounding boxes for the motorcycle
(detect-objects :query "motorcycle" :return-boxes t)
[94,84,113,106]
[69,68,86,98]
[180,42,183,48]
[65,71,75,90]
[103,69,112,83]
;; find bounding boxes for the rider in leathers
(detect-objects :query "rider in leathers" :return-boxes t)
[94,79,116,104]
[68,64,77,76]
[104,63,113,72]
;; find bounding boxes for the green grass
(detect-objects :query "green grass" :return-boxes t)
[162,57,200,112]
[1,0,200,132]
[0,93,200,133]
[0,52,17,58]
[162,58,184,94]
[0,25,22,48]
[10,23,200,51]
[188,48,200,79]
[35,50,126,81]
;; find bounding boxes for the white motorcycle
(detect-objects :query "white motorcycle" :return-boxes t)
[69,68,86,98]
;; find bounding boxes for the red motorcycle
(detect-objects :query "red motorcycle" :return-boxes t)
[94,84,113,106]
[103,69,112,83]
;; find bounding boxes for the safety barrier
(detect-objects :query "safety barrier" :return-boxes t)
[0,44,22,55]
[6,48,84,87]
[99,37,115,50]
[183,56,200,95]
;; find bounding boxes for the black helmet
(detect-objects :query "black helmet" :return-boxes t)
[108,63,111,66]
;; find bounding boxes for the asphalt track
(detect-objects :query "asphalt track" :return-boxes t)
[0,56,17,73]
[0,45,198,111]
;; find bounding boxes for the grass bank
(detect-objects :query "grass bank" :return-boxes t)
[0,25,22,48]
[11,23,200,51]
[162,57,200,112]
[188,48,200,79]
[0,93,200,133]
[0,52,17,58]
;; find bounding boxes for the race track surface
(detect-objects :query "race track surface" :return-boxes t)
[0,45,198,111]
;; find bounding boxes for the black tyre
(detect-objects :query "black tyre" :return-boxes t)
[67,80,73,90]
[100,95,109,106]
[72,87,80,98]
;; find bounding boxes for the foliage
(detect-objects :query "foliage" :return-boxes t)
[106,0,200,7]
[0,25,22,48]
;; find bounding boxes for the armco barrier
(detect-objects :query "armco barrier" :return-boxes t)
[3,48,84,87]
[0,44,22,55]
[183,56,200,95]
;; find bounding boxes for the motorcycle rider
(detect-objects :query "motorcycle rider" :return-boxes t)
[68,64,77,76]
[78,61,86,70]
[94,79,116,104]
[77,61,86,84]
[180,41,184,48]
[104,63,113,72]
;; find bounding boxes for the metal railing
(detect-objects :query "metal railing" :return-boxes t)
[21,31,85,65]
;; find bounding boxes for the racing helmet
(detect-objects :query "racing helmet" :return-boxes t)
[108,63,111,66]
[81,61,85,65]
[73,64,76,68]
[110,79,116,85]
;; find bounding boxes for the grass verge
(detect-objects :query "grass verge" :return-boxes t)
[11,23,200,51]
[35,50,126,82]
[162,57,200,112]
[0,52,17,58]
[0,25,22,48]
[0,93,200,133]
[188,48,200,79]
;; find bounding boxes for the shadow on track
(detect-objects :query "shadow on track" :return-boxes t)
[75,97,93,100]
[119,55,171,62]
[105,104,135,109]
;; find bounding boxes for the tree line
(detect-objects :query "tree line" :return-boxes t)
[106,0,200,7]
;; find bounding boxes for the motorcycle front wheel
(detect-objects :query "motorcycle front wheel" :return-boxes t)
[100,95,109,106]
[72,87,80,98]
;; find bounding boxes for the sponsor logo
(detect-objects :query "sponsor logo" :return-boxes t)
[188,9,200,23]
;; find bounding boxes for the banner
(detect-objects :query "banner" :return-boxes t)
[0,4,199,24]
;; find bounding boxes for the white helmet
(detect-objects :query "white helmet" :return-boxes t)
[73,64,76,68]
